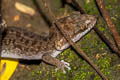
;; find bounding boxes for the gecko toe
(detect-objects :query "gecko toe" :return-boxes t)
[55,60,71,73]
[61,60,70,66]
[61,60,71,70]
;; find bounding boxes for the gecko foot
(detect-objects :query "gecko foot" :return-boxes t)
[55,60,71,74]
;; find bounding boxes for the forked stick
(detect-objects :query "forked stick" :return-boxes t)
[65,0,120,56]
[41,0,107,80]
[95,0,120,51]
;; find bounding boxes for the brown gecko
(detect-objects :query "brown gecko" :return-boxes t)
[0,12,97,73]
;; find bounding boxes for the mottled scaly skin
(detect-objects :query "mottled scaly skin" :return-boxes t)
[1,26,56,59]
[0,12,97,73]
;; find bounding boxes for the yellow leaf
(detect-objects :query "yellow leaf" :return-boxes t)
[0,59,19,80]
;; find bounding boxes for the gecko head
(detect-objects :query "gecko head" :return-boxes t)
[58,12,97,38]
[55,12,97,50]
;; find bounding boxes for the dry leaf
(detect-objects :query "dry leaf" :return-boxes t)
[15,2,35,16]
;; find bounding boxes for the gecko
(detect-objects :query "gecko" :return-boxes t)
[0,12,97,73]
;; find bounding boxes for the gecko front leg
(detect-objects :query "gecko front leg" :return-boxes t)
[42,54,71,73]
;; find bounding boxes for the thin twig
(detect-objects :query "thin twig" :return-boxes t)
[65,0,120,56]
[41,0,107,80]
[94,27,120,56]
[95,0,120,51]
[95,0,120,48]
[66,0,86,14]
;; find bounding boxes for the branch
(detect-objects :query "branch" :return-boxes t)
[41,0,107,79]
[95,0,120,51]
[65,0,120,56]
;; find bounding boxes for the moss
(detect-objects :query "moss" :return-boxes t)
[10,0,120,80]
[83,0,99,14]
[94,76,101,80]
[98,57,111,68]
[106,5,112,10]
[98,24,105,32]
